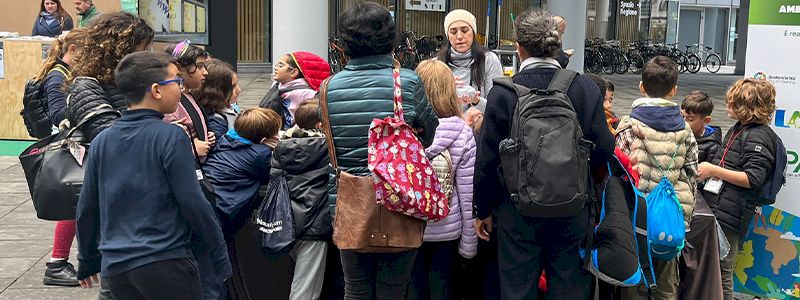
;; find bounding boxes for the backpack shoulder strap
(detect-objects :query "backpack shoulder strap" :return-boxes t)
[547,69,578,94]
[492,77,531,98]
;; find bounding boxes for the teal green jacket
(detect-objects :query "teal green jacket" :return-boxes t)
[324,54,439,176]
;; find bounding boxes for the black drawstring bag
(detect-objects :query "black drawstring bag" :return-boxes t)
[255,176,295,257]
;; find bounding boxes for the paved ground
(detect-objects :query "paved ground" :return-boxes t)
[0,70,752,299]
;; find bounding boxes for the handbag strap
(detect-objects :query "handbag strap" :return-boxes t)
[318,78,339,171]
[63,103,119,141]
[391,67,404,122]
[174,123,205,169]
[180,94,207,141]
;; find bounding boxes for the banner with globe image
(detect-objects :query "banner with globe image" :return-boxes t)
[740,0,800,298]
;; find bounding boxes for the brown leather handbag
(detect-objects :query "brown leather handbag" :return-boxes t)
[319,78,424,253]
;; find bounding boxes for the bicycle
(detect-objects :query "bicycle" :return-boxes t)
[685,43,722,73]
[395,31,419,69]
[328,37,348,74]
[584,38,604,74]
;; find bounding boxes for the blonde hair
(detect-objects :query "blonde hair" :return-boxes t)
[726,78,776,125]
[415,59,462,118]
[234,108,282,143]
[34,28,89,82]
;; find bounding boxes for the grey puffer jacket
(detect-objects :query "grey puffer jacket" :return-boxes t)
[271,127,333,240]
[67,77,127,142]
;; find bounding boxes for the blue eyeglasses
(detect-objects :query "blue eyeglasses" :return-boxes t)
[149,77,184,91]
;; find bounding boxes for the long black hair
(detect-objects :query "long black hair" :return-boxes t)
[437,41,490,92]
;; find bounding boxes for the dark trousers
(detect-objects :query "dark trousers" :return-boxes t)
[340,249,417,300]
[103,258,201,300]
[407,240,459,300]
[453,232,501,300]
[497,203,591,300]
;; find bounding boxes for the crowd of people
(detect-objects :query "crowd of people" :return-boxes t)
[26,1,781,300]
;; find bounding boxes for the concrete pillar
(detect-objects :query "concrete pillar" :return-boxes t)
[734,0,749,75]
[548,0,588,72]
[597,0,610,38]
[703,8,718,49]
[271,0,329,65]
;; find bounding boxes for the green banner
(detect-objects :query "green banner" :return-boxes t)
[750,0,800,26]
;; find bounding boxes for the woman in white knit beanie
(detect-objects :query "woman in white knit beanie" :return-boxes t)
[438,9,504,117]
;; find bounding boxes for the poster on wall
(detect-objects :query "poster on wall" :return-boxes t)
[405,0,446,12]
[169,0,182,32]
[139,0,170,32]
[739,0,800,299]
[196,6,206,33]
[183,2,196,33]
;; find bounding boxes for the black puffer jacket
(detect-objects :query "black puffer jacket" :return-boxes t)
[703,122,776,236]
[270,128,333,241]
[67,77,127,141]
[696,125,722,163]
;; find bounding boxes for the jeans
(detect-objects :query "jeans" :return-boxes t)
[103,258,201,300]
[496,203,592,300]
[407,240,459,300]
[340,249,418,300]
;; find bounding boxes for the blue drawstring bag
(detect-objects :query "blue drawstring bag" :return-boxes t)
[643,142,686,260]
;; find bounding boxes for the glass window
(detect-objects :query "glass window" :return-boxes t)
[126,0,209,44]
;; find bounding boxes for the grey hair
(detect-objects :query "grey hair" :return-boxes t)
[514,10,562,58]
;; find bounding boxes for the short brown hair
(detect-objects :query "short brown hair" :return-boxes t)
[641,56,678,98]
[681,91,714,117]
[415,60,462,118]
[234,108,281,143]
[726,78,776,125]
[295,99,320,130]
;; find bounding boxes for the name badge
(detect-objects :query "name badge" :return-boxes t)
[196,169,204,180]
[704,177,724,194]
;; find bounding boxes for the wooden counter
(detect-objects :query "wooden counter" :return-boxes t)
[0,37,54,140]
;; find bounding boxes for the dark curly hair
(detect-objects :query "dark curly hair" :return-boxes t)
[338,2,398,58]
[164,42,209,74]
[193,59,235,114]
[70,12,154,86]
[514,10,561,58]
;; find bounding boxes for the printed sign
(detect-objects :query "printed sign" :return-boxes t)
[405,0,446,12]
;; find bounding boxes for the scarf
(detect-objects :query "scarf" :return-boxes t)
[40,12,57,25]
[449,47,473,68]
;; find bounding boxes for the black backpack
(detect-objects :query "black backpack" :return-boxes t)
[745,127,788,205]
[494,69,594,218]
[20,65,69,139]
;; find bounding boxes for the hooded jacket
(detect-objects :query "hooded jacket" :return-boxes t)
[697,125,722,164]
[67,77,127,142]
[270,127,333,241]
[203,133,272,236]
[616,98,699,226]
[423,116,478,258]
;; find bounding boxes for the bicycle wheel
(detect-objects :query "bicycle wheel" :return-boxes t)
[628,53,644,74]
[686,54,702,74]
[614,53,629,74]
[673,54,688,73]
[602,53,615,75]
[586,52,603,74]
[705,54,722,73]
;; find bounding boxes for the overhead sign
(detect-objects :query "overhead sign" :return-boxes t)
[405,0,446,12]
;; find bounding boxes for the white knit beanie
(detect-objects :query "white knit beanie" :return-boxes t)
[444,9,478,35]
